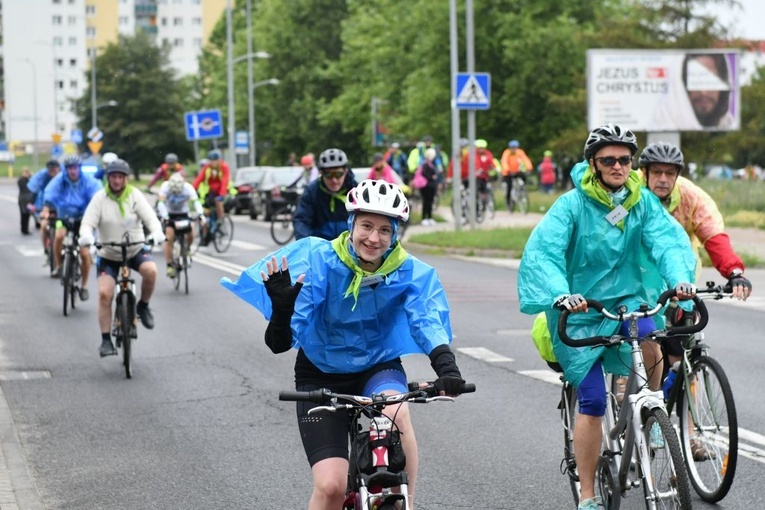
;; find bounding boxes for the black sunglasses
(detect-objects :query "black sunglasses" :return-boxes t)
[595,156,632,167]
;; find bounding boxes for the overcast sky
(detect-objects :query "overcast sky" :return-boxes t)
[713,0,765,40]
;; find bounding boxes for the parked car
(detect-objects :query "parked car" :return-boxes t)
[249,166,305,220]
[232,166,265,214]
[351,167,405,186]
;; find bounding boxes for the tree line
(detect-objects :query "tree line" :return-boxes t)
[77,0,763,172]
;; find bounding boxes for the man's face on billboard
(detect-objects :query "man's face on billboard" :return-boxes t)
[686,55,729,126]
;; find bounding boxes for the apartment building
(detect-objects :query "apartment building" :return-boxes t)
[1,0,225,147]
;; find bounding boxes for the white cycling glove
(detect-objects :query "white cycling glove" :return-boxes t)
[554,294,586,311]
[146,231,166,246]
[78,234,95,247]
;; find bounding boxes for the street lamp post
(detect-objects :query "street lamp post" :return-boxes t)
[91,49,98,129]
[232,50,271,166]
[251,78,279,165]
[22,59,40,170]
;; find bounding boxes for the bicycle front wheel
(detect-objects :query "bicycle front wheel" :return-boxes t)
[518,188,530,214]
[213,214,234,253]
[641,408,692,509]
[677,356,737,502]
[119,292,133,379]
[181,238,189,295]
[62,250,73,316]
[270,206,295,245]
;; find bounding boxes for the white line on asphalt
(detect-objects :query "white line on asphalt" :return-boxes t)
[192,253,245,275]
[457,347,514,362]
[230,239,267,251]
[518,369,563,386]
[0,195,15,204]
[15,246,43,257]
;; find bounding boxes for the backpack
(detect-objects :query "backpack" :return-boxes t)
[531,313,557,363]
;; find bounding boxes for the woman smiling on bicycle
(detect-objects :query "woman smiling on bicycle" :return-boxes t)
[223,179,467,510]
[517,124,698,510]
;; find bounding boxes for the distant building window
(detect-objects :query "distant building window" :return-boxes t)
[193,38,202,48]
[70,79,78,89]
[69,36,77,45]
[192,17,201,26]
[87,48,96,58]
[161,17,167,26]
[173,38,184,47]
[68,15,77,25]
[173,17,183,27]
[56,58,64,67]
[119,16,129,25]
[70,58,77,67]
[54,36,64,46]
[58,80,65,90]
[192,0,200,4]
[53,0,62,4]
[86,5,95,15]
[162,38,170,47]
[87,26,96,38]
[52,15,62,25]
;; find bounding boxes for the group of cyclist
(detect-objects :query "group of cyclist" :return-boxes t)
[25,148,237,359]
[20,128,754,509]
[520,123,752,510]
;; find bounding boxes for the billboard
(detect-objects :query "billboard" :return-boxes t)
[587,49,740,132]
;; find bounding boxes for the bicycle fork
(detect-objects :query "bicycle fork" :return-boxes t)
[355,415,409,510]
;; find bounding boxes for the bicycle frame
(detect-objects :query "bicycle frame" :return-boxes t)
[280,382,475,510]
[557,290,708,509]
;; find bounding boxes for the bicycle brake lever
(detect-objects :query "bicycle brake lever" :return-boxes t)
[307,405,338,415]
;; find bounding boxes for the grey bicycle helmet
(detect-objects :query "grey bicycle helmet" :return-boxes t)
[318,148,349,170]
[638,142,684,169]
[583,124,638,160]
[105,159,130,175]
[62,155,82,167]
[165,153,179,164]
[208,149,222,161]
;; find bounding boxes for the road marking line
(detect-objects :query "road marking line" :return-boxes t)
[518,370,563,386]
[230,239,266,251]
[15,246,43,257]
[192,253,245,275]
[457,347,513,362]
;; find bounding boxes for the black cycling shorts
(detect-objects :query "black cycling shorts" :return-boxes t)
[97,248,154,283]
[293,350,407,466]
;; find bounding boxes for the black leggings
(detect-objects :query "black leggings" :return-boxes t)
[420,187,436,220]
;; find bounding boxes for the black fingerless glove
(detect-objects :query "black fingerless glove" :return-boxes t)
[265,268,304,314]
[429,344,465,396]
[727,271,752,292]
[263,268,303,354]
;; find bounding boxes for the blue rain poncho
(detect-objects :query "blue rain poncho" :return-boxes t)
[42,169,102,219]
[518,161,696,387]
[221,236,453,374]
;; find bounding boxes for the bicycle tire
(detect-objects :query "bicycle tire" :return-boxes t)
[677,355,737,502]
[62,250,72,316]
[561,382,580,506]
[597,455,621,510]
[119,292,133,379]
[171,239,182,292]
[180,235,189,295]
[518,189,530,214]
[641,408,692,509]
[487,193,496,219]
[270,206,295,245]
[213,214,234,253]
[70,255,80,311]
[46,228,56,275]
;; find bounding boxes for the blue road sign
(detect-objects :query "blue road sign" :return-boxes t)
[184,109,224,141]
[71,129,83,144]
[235,131,249,154]
[51,144,63,158]
[455,73,491,110]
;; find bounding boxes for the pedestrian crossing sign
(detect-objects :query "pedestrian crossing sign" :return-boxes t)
[455,73,490,110]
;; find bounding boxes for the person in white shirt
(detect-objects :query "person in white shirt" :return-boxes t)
[78,159,165,358]
[156,173,206,278]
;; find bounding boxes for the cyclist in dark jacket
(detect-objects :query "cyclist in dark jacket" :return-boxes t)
[292,148,358,240]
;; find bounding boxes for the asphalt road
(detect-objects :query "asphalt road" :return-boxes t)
[0,181,764,509]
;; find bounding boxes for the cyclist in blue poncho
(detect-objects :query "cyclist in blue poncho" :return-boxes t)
[222,179,467,510]
[517,124,697,510]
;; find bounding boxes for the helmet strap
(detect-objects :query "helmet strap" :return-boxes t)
[592,162,624,192]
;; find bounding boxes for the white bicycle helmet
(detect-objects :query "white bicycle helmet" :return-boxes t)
[102,152,119,165]
[168,173,185,194]
[583,123,638,160]
[346,179,410,222]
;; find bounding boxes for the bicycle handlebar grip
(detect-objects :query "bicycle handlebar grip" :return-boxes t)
[278,388,330,403]
[666,295,709,336]
[556,299,610,347]
[462,382,477,394]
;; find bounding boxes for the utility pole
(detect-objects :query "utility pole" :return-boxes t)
[226,0,236,173]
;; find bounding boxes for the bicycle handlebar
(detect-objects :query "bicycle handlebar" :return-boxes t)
[556,289,709,348]
[279,381,476,406]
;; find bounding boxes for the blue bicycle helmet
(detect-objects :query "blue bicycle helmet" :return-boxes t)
[208,149,222,161]
[508,140,520,149]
